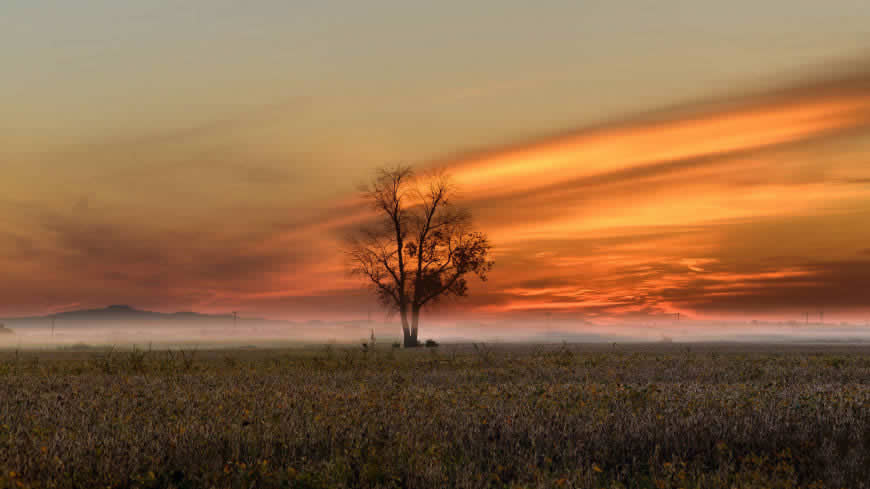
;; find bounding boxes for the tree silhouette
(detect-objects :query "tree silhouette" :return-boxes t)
[347,165,493,347]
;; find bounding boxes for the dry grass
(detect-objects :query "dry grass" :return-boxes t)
[1,344,868,488]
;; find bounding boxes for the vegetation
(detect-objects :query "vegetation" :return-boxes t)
[347,166,493,347]
[0,344,868,488]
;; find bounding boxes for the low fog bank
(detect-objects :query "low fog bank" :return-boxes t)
[0,319,361,350]
[1,316,869,350]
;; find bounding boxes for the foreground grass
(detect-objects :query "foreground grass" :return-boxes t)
[1,344,868,488]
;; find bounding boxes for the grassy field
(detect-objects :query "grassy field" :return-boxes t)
[1,343,868,489]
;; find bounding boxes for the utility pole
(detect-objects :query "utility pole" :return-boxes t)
[51,315,56,337]
[232,311,238,328]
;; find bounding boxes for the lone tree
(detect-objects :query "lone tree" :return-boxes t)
[347,165,493,347]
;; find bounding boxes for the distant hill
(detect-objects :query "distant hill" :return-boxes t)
[1,305,234,324]
[0,323,13,334]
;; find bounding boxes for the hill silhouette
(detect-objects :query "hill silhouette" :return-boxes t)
[2,305,234,324]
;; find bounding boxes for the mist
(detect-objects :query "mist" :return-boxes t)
[3,316,869,351]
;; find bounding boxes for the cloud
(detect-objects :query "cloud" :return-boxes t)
[4,63,870,321]
[670,260,870,314]
[0,203,330,314]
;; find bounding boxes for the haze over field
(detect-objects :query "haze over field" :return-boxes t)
[2,1,870,339]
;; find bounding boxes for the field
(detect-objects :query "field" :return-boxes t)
[1,343,868,489]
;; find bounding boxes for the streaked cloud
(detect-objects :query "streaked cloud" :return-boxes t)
[2,3,870,325]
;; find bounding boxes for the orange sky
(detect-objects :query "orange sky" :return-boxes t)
[209,68,870,324]
[3,67,870,323]
[2,2,870,325]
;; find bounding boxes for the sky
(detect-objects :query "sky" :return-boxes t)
[2,1,870,325]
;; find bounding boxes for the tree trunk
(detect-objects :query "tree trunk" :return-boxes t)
[409,306,420,347]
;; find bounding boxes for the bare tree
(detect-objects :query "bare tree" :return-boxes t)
[347,165,493,347]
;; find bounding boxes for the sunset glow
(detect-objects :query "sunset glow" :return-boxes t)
[284,73,870,323]
[2,1,870,329]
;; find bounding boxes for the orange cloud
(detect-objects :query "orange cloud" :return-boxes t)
[447,93,870,200]
[5,68,870,323]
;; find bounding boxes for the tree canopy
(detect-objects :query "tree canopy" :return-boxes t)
[347,165,493,347]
